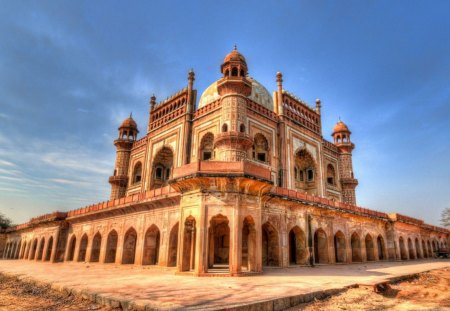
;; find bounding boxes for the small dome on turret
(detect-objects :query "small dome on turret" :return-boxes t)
[332,120,350,134]
[223,47,247,64]
[119,114,139,132]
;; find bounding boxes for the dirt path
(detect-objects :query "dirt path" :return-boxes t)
[0,273,116,311]
[292,267,450,311]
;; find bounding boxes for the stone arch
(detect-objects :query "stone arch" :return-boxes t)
[143,224,160,265]
[242,216,257,271]
[289,226,307,265]
[30,239,38,260]
[407,238,415,259]
[334,230,346,263]
[314,228,329,264]
[20,241,27,259]
[132,162,142,184]
[326,164,337,186]
[122,227,137,264]
[377,235,386,260]
[181,216,196,272]
[67,235,76,261]
[415,238,422,259]
[45,236,53,261]
[365,234,375,261]
[399,237,407,260]
[200,132,214,161]
[294,148,318,195]
[262,222,280,266]
[208,214,230,268]
[351,232,362,262]
[37,237,45,260]
[105,230,118,263]
[422,240,427,258]
[90,232,102,263]
[78,234,88,262]
[253,133,269,163]
[150,146,174,189]
[167,222,179,267]
[427,240,432,257]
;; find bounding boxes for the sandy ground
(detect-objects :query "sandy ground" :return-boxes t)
[290,267,450,311]
[0,273,116,311]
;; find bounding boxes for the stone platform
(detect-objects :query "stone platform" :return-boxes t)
[0,260,448,310]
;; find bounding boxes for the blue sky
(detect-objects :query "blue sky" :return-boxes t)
[0,1,449,226]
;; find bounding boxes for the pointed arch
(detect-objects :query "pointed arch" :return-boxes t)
[105,230,118,263]
[365,234,375,261]
[167,222,179,267]
[289,226,307,265]
[90,232,102,263]
[132,162,142,184]
[415,238,422,259]
[422,240,427,258]
[143,224,160,265]
[242,216,257,271]
[262,222,280,266]
[407,238,415,259]
[326,164,337,186]
[399,237,407,260]
[351,232,362,262]
[78,234,88,262]
[67,235,76,261]
[200,132,214,161]
[37,237,45,260]
[334,230,346,263]
[30,239,38,260]
[208,214,230,268]
[253,133,269,163]
[150,146,174,189]
[122,227,137,264]
[377,235,386,260]
[314,228,329,264]
[45,236,53,261]
[294,148,318,195]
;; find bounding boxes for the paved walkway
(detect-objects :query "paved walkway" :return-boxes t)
[0,259,449,310]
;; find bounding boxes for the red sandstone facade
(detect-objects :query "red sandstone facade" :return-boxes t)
[1,49,449,275]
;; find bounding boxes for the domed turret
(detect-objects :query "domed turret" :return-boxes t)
[118,114,139,141]
[332,120,351,145]
[220,45,249,79]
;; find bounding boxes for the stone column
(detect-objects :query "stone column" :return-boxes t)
[230,194,242,275]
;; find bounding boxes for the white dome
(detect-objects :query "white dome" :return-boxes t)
[197,77,274,111]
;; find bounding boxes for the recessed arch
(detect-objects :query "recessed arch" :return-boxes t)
[208,214,230,269]
[167,222,179,267]
[365,234,375,261]
[143,224,160,265]
[45,236,53,261]
[407,238,415,260]
[294,148,318,195]
[105,230,118,263]
[181,216,196,272]
[253,133,269,163]
[122,227,137,264]
[289,226,307,265]
[90,232,102,263]
[30,239,38,260]
[351,232,362,262]
[314,228,329,264]
[377,235,386,260]
[415,238,422,259]
[150,146,174,189]
[334,230,346,263]
[37,237,45,260]
[132,162,142,184]
[200,132,214,161]
[262,222,280,266]
[326,164,336,186]
[67,235,76,261]
[78,234,88,262]
[399,237,408,260]
[242,216,257,272]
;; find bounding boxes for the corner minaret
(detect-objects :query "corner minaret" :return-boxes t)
[214,47,253,161]
[332,120,358,205]
[109,114,138,200]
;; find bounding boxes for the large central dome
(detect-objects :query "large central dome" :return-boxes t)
[198,76,274,110]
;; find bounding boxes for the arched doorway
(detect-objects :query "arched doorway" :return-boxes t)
[90,232,101,263]
[105,230,118,263]
[334,231,346,263]
[242,216,257,271]
[407,238,415,259]
[422,240,427,258]
[30,239,38,260]
[181,216,196,271]
[78,234,88,262]
[208,215,230,269]
[314,228,329,264]
[399,237,407,260]
[45,236,53,261]
[415,238,421,259]
[351,232,362,262]
[365,234,375,261]
[377,235,386,260]
[67,236,76,261]
[262,222,280,266]
[289,226,307,265]
[167,223,178,267]
[143,225,160,265]
[37,238,45,260]
[122,228,137,264]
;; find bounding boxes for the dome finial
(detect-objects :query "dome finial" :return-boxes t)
[233,44,237,51]
[130,112,133,118]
